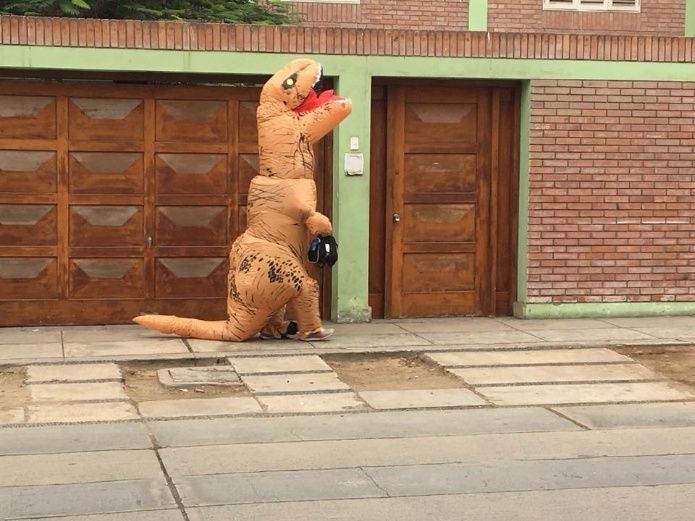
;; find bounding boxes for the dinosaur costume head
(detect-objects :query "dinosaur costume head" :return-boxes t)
[257,58,352,179]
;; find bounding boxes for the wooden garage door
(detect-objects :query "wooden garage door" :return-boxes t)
[370,82,519,318]
[0,81,331,326]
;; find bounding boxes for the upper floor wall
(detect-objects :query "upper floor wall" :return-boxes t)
[290,0,688,36]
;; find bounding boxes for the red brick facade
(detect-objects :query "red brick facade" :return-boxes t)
[528,80,695,303]
[290,0,468,30]
[488,0,686,35]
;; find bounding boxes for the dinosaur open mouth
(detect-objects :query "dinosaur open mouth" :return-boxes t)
[293,66,344,113]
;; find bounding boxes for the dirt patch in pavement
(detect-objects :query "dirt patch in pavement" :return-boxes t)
[323,352,464,391]
[120,359,249,402]
[615,345,695,391]
[0,367,28,409]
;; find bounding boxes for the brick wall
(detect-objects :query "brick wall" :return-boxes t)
[528,80,695,303]
[290,0,468,30]
[489,0,686,35]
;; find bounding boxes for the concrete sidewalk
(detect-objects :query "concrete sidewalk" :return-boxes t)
[2,315,695,364]
[2,316,695,520]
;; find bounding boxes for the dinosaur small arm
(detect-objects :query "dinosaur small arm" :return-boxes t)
[133,59,352,341]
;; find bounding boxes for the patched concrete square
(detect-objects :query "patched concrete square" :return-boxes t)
[357,389,488,410]
[418,330,542,346]
[138,397,262,419]
[258,392,366,414]
[0,327,62,345]
[0,407,25,425]
[425,348,631,367]
[29,382,128,402]
[477,382,694,406]
[449,363,657,386]
[241,372,350,394]
[229,355,333,375]
[157,367,242,388]
[27,363,122,384]
[528,328,658,343]
[27,402,138,423]
[553,402,695,430]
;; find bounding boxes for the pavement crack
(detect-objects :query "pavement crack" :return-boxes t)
[145,430,191,521]
[359,466,391,497]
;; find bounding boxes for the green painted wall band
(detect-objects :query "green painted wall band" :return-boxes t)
[518,302,695,319]
[2,46,695,81]
[468,0,488,32]
[687,0,695,37]
[516,81,531,304]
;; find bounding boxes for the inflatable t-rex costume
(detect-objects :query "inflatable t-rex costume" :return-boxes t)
[133,59,351,341]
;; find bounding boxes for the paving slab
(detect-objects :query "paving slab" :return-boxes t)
[631,327,695,340]
[0,422,152,456]
[364,454,695,497]
[0,407,25,425]
[527,328,659,343]
[309,333,430,349]
[185,484,695,521]
[175,468,383,507]
[553,402,695,430]
[396,318,515,334]
[0,326,62,345]
[157,367,241,388]
[477,382,693,406]
[26,363,122,383]
[497,318,615,331]
[20,512,185,521]
[61,325,175,343]
[241,372,350,394]
[188,338,303,353]
[64,339,187,358]
[228,355,333,374]
[602,316,695,328]
[331,322,408,335]
[26,402,139,424]
[29,382,128,402]
[257,392,366,414]
[0,343,63,361]
[358,389,488,409]
[0,449,163,487]
[138,397,261,419]
[449,363,657,386]
[0,479,175,519]
[160,427,695,475]
[148,408,578,447]
[425,348,632,367]
[418,330,543,345]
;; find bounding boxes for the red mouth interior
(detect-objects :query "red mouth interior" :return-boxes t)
[293,89,343,113]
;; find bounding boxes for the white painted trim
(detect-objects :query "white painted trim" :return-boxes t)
[543,0,640,12]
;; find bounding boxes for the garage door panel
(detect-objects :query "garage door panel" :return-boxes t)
[69,152,143,194]
[0,204,56,246]
[0,257,58,299]
[69,258,145,298]
[155,257,227,298]
[0,151,57,193]
[69,98,144,141]
[238,154,259,196]
[238,101,259,147]
[0,95,57,139]
[402,253,475,292]
[156,100,227,143]
[403,203,476,243]
[156,206,227,246]
[156,153,227,194]
[69,205,143,247]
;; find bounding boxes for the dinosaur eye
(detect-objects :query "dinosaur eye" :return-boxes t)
[282,73,298,90]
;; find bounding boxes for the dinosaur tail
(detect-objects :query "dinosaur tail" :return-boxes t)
[133,315,247,342]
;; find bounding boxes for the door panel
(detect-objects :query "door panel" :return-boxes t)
[371,82,518,318]
[0,81,332,326]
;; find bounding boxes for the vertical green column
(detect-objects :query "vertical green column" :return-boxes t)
[331,72,373,322]
[468,0,489,32]
[514,80,531,318]
[687,0,695,37]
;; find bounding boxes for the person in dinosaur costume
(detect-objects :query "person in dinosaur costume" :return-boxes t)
[133,59,351,341]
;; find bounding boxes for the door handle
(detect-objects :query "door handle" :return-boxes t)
[393,213,401,223]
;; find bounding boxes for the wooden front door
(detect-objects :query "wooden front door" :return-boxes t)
[0,81,331,326]
[370,82,519,318]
